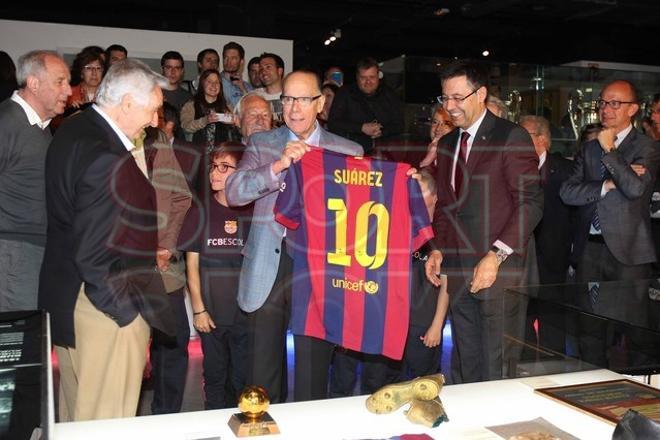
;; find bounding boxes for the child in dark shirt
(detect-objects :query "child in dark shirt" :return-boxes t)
[178,144,252,409]
[401,168,449,379]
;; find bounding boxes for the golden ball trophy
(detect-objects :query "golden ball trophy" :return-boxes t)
[228,386,280,437]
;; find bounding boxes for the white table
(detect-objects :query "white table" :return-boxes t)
[54,369,627,439]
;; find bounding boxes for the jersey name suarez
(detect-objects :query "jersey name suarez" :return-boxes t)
[274,148,433,359]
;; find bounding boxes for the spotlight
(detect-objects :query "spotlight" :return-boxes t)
[329,36,336,42]
[324,39,331,46]
[482,50,490,57]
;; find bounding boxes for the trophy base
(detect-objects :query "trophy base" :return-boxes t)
[228,412,280,437]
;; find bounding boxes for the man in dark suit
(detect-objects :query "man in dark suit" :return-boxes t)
[520,115,574,285]
[520,115,574,355]
[226,70,362,402]
[39,59,173,421]
[560,80,660,284]
[425,61,543,383]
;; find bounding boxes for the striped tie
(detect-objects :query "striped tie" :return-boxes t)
[591,150,607,231]
[588,282,600,308]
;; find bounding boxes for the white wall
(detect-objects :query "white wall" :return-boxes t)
[0,19,293,81]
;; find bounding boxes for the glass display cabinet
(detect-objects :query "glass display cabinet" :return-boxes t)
[382,55,660,156]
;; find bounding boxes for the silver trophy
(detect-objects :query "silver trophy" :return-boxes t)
[567,89,583,140]
[504,90,522,123]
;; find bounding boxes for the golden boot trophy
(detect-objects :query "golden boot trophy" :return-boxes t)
[365,373,445,414]
[405,397,449,428]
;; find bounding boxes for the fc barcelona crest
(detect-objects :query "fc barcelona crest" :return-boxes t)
[225,220,238,234]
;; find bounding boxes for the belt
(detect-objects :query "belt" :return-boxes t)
[588,234,605,244]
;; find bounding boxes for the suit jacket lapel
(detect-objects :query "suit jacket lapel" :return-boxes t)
[467,110,496,175]
[439,129,460,201]
[86,107,153,186]
[616,128,636,157]
[86,107,131,156]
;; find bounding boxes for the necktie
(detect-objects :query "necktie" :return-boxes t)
[591,149,607,232]
[454,131,470,197]
[588,282,600,308]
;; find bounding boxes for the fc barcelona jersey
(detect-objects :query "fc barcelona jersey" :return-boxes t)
[274,148,433,359]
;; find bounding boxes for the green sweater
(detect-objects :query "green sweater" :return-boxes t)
[0,98,52,245]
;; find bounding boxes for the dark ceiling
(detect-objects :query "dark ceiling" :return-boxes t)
[2,0,659,70]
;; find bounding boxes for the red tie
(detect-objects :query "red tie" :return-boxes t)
[454,131,470,197]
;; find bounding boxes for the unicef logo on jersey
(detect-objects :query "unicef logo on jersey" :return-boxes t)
[331,278,379,295]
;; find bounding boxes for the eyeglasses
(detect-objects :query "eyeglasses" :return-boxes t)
[597,99,636,109]
[209,162,236,173]
[82,65,104,73]
[436,88,478,106]
[281,95,322,106]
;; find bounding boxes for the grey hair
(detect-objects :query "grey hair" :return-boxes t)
[96,58,168,107]
[16,50,62,88]
[519,115,550,138]
[233,92,270,118]
[487,95,508,118]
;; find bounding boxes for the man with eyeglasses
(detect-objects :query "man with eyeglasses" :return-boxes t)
[160,51,192,112]
[424,60,543,383]
[226,70,362,402]
[328,57,403,156]
[561,80,660,287]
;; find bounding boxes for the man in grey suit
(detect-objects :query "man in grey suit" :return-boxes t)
[561,80,660,283]
[226,70,362,402]
[560,80,659,368]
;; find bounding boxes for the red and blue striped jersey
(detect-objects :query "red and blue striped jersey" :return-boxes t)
[274,148,433,359]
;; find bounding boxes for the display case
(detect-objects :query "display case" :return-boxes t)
[504,279,660,378]
[381,55,660,156]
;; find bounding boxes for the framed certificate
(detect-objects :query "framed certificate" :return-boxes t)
[535,379,660,424]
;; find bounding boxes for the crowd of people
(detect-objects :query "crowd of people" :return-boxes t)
[0,40,659,427]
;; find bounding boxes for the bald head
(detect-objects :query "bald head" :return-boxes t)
[283,70,322,96]
[599,80,640,133]
[282,70,326,140]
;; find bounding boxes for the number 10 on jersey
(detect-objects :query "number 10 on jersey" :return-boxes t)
[327,198,390,270]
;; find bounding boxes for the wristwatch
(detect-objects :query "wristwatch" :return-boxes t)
[490,245,509,265]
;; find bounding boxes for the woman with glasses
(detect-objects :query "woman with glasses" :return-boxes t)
[66,48,105,112]
[178,144,253,409]
[419,105,455,168]
[181,69,233,152]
